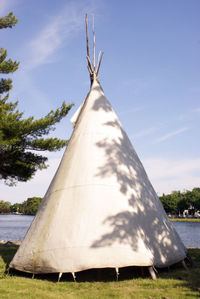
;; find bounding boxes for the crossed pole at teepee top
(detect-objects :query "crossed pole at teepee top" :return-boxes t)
[85,14,104,84]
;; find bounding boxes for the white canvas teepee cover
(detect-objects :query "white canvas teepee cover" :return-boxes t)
[10,78,186,274]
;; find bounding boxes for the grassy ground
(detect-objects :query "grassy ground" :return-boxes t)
[0,245,200,299]
[170,218,200,222]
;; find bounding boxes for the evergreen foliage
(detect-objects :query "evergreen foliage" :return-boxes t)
[0,13,73,185]
[0,12,18,29]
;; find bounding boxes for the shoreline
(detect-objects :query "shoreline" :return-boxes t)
[170,218,200,222]
[1,214,200,222]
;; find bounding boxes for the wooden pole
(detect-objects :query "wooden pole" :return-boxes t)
[86,55,93,73]
[85,14,90,58]
[96,52,104,75]
[92,14,95,70]
[85,14,92,72]
[96,51,101,70]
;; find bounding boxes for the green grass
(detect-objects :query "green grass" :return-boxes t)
[170,218,200,222]
[0,245,200,298]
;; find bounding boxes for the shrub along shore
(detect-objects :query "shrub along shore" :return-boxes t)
[0,244,199,298]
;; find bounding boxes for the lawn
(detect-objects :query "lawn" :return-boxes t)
[0,244,200,299]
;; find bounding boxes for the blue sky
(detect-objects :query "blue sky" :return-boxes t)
[1,0,200,203]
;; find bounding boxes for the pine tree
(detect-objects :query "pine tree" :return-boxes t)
[0,12,18,29]
[0,13,73,185]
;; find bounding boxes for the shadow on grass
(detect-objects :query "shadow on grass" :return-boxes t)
[158,249,200,293]
[0,246,200,297]
[1,246,199,288]
[0,244,18,272]
[9,266,152,283]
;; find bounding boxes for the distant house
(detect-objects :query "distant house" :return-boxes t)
[183,205,200,218]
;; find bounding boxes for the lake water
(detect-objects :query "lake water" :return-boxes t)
[0,215,200,248]
[173,221,200,248]
[0,214,34,242]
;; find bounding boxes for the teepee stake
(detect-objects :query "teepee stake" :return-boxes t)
[186,253,194,268]
[72,272,76,282]
[148,266,157,280]
[58,272,63,282]
[182,260,189,271]
[115,267,119,281]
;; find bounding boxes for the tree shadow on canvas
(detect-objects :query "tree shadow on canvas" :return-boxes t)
[91,88,185,268]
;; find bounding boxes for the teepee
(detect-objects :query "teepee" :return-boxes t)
[9,15,187,279]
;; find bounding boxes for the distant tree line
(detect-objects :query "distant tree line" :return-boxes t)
[1,188,200,216]
[159,188,200,216]
[0,197,43,215]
